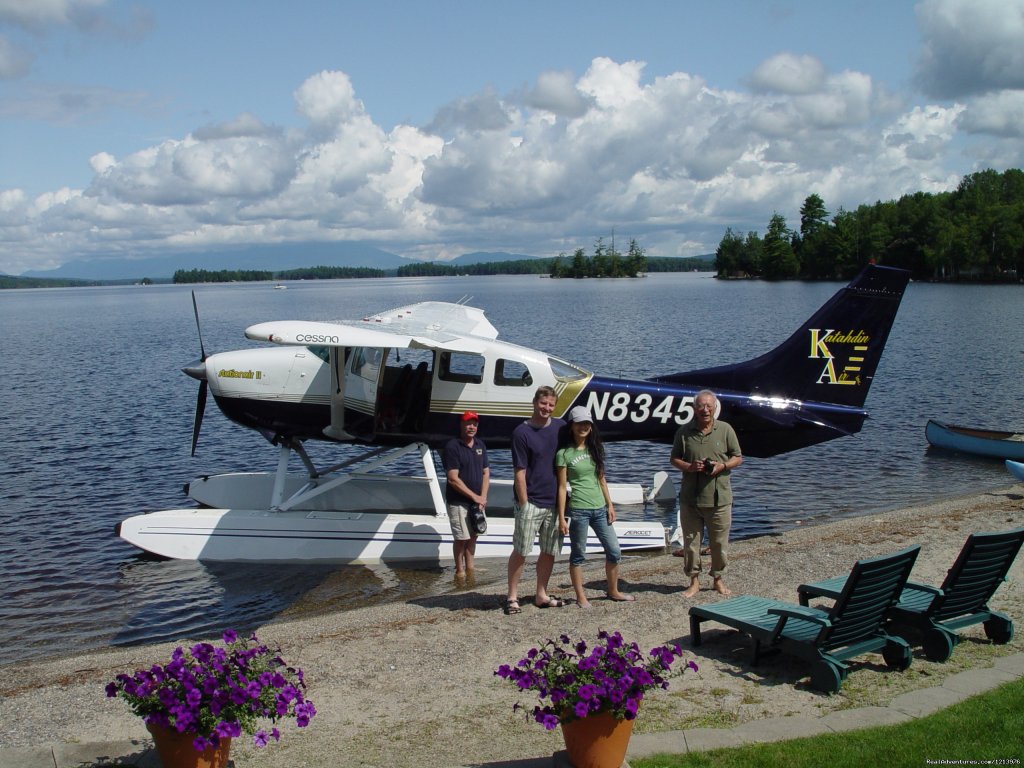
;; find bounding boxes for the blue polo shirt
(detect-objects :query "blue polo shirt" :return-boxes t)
[442,437,489,505]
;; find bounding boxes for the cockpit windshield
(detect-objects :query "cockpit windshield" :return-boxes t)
[548,357,589,382]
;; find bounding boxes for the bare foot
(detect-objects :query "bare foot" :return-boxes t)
[713,578,732,596]
[681,580,700,598]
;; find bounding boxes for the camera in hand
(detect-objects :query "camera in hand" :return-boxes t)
[469,503,487,535]
[702,459,716,475]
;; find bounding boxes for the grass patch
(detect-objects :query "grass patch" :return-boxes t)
[672,711,741,730]
[633,677,1024,768]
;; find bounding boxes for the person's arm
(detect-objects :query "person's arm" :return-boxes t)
[598,471,616,523]
[480,467,490,508]
[556,466,569,535]
[513,467,528,507]
[714,426,743,474]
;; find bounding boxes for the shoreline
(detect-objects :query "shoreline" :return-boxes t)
[2,486,1022,766]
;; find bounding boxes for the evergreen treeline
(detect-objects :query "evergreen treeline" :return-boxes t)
[396,259,549,276]
[276,265,387,280]
[646,256,715,272]
[716,168,1024,281]
[174,268,275,283]
[172,265,387,283]
[0,275,99,288]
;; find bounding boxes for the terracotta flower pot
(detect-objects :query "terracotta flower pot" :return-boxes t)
[146,723,232,768]
[560,709,635,768]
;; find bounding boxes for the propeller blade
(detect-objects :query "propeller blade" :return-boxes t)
[192,291,207,361]
[191,380,208,456]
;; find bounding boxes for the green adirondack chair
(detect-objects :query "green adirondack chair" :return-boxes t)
[689,545,920,693]
[798,528,1024,662]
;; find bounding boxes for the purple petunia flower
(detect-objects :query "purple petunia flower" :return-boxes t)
[106,629,314,753]
[495,630,696,730]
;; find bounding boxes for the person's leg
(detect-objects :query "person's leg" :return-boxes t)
[534,506,566,606]
[506,502,541,613]
[680,502,705,597]
[567,509,590,606]
[447,503,472,575]
[453,539,468,575]
[464,535,476,573]
[535,552,555,606]
[506,551,526,611]
[707,504,732,595]
[589,508,630,600]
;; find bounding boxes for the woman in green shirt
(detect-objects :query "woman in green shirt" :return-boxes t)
[556,406,635,607]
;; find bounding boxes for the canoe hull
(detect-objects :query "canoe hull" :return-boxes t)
[925,419,1024,461]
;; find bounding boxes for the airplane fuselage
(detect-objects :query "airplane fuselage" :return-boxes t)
[190,265,909,460]
[204,339,866,458]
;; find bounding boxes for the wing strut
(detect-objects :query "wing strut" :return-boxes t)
[323,347,354,441]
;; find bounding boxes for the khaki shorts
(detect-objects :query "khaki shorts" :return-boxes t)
[512,501,563,557]
[447,503,473,541]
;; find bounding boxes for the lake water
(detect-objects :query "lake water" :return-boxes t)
[1,273,1022,665]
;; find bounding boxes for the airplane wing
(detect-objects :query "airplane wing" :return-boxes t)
[244,301,498,353]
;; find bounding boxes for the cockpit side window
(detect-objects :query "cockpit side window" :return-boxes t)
[438,351,484,384]
[548,357,589,382]
[306,345,330,363]
[494,358,533,387]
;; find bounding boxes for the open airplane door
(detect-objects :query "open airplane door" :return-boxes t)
[323,347,355,441]
[374,348,435,436]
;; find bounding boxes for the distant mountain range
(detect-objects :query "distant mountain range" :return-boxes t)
[17,244,543,280]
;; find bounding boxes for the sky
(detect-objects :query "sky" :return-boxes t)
[1,0,1023,276]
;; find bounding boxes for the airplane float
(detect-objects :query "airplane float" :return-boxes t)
[118,264,911,563]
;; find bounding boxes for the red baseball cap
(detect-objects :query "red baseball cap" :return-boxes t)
[461,411,479,422]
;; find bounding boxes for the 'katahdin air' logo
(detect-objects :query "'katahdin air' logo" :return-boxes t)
[809,328,869,385]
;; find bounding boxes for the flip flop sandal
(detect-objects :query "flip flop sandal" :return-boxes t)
[536,597,569,608]
[503,599,522,615]
[606,594,636,602]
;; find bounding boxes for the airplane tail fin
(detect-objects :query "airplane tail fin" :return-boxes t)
[655,265,910,410]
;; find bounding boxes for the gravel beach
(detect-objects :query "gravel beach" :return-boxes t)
[2,486,1022,767]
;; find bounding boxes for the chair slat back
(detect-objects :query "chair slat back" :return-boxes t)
[931,529,1024,622]
[820,545,920,649]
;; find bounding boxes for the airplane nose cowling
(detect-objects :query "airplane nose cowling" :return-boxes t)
[182,359,207,381]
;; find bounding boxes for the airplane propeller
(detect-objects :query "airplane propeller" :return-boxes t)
[183,291,208,456]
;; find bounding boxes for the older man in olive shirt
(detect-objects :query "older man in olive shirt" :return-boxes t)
[670,389,743,597]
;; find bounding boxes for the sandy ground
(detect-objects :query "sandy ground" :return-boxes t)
[2,486,1023,767]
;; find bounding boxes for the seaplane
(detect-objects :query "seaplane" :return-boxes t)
[118,264,911,563]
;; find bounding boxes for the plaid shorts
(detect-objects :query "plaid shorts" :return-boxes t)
[512,500,563,557]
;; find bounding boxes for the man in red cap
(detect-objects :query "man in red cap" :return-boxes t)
[441,411,490,577]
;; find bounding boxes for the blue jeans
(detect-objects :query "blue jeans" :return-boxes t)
[568,507,621,566]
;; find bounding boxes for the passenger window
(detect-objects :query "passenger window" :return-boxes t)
[494,358,533,387]
[438,351,484,384]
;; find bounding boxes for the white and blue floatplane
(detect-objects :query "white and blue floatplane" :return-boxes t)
[118,265,910,564]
